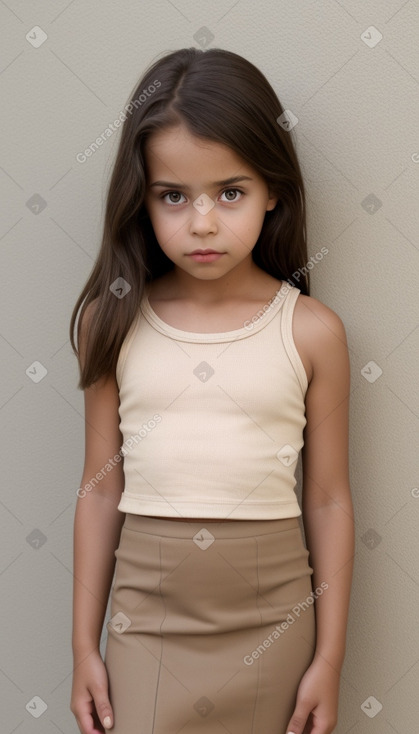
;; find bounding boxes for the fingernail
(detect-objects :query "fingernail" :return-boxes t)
[104,716,112,728]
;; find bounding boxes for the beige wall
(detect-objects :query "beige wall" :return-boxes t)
[1,1,418,732]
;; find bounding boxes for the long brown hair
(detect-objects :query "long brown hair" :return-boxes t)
[70,47,310,389]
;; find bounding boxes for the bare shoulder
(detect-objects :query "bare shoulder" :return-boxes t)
[79,296,119,392]
[78,297,99,353]
[294,292,348,338]
[292,292,349,385]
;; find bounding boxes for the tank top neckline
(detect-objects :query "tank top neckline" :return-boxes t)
[139,281,294,343]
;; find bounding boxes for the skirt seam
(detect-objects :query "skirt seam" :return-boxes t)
[151,537,165,733]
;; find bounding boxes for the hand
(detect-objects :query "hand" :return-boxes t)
[70,648,114,733]
[285,656,341,734]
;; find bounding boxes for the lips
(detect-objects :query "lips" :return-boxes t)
[189,249,222,255]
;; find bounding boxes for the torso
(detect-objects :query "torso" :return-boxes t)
[144,272,313,522]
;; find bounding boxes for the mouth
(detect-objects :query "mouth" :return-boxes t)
[188,249,223,255]
[187,249,226,263]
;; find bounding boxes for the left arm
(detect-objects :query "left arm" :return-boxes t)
[302,305,354,673]
[286,299,355,734]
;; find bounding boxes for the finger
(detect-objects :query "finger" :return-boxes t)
[285,700,313,734]
[76,700,111,734]
[75,710,97,734]
[93,693,113,730]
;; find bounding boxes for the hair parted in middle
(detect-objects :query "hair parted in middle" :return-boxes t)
[70,47,309,388]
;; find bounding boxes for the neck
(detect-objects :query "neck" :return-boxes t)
[164,260,266,305]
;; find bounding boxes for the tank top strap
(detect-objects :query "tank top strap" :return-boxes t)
[280,285,308,397]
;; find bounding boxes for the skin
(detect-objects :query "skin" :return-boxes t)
[71,124,354,734]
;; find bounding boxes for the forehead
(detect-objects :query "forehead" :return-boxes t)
[144,124,252,181]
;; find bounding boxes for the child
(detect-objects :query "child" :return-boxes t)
[70,48,354,734]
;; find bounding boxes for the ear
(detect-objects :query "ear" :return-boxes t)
[266,191,278,211]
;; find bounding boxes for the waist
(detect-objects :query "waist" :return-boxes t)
[122,512,301,538]
[146,514,244,522]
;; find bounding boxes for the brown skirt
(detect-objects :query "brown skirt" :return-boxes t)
[104,513,316,733]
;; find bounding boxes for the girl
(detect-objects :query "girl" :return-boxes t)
[70,48,354,734]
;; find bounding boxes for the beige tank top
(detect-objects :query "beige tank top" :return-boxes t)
[116,282,308,520]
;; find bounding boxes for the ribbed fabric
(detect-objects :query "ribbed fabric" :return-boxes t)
[116,281,308,519]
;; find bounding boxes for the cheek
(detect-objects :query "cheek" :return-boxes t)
[149,209,186,246]
[146,203,167,232]
[252,199,270,229]
[235,207,266,238]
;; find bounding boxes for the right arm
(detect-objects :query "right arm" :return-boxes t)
[70,302,125,733]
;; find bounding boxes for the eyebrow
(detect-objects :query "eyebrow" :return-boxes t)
[149,175,253,189]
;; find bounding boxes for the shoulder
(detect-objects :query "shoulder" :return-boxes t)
[292,291,349,385]
[78,298,100,365]
[80,297,100,327]
[79,297,100,335]
[293,291,347,340]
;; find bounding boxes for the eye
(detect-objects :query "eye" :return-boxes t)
[161,191,187,205]
[220,188,243,202]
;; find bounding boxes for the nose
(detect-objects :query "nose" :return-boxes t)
[189,196,218,235]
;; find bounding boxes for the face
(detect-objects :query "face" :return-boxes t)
[143,124,278,285]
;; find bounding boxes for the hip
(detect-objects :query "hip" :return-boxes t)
[109,512,315,634]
